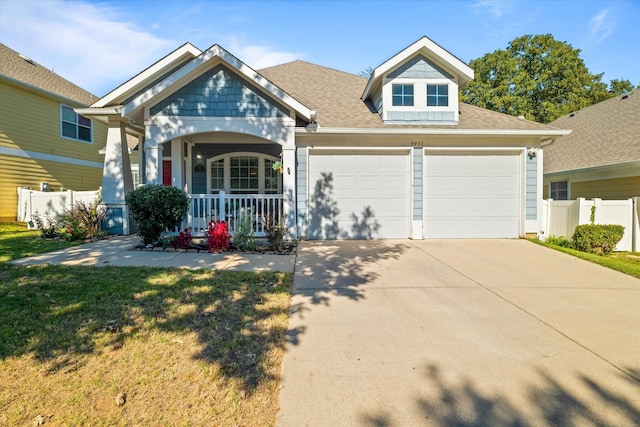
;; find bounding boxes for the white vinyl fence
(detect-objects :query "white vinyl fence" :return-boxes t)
[17,188,99,226]
[540,197,640,252]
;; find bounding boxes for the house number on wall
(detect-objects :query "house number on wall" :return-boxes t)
[411,141,424,147]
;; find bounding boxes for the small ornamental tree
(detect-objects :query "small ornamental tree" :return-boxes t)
[125,184,190,244]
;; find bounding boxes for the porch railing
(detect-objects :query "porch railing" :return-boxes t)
[183,191,283,237]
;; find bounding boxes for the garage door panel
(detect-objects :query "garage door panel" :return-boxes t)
[309,152,410,239]
[425,153,520,238]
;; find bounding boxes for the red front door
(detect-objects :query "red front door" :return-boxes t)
[162,160,171,186]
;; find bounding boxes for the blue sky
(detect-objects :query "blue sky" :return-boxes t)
[1,0,638,97]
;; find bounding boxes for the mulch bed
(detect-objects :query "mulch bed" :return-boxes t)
[130,240,297,255]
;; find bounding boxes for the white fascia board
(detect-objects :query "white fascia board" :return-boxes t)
[92,43,202,108]
[295,127,572,137]
[0,74,92,107]
[545,160,640,177]
[74,107,122,116]
[123,44,311,121]
[362,36,474,100]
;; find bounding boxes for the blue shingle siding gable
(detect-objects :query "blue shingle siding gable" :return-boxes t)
[526,154,537,220]
[150,65,289,118]
[387,54,453,80]
[387,111,456,122]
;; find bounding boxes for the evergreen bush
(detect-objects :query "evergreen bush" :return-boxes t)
[571,224,625,255]
[125,185,190,244]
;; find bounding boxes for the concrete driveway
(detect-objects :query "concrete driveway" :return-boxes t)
[277,239,640,426]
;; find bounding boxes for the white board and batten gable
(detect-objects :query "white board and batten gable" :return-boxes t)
[362,36,474,125]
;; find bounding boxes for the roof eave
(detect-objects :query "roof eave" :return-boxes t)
[92,42,202,108]
[0,74,91,106]
[296,127,571,137]
[123,44,312,121]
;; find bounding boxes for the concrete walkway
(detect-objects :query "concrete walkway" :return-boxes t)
[277,239,640,426]
[10,235,295,272]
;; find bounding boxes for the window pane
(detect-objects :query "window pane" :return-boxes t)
[392,95,403,106]
[404,85,413,95]
[427,84,448,107]
[392,85,403,95]
[78,126,91,142]
[78,115,91,127]
[62,121,76,138]
[62,106,76,123]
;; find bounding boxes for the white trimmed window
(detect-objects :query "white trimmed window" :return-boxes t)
[207,153,281,194]
[427,84,448,106]
[61,105,92,143]
[550,181,569,200]
[392,84,414,106]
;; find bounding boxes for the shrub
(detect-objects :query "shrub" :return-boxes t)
[206,220,230,252]
[266,222,287,251]
[59,200,106,241]
[571,224,625,255]
[125,185,190,244]
[31,210,59,238]
[232,214,256,251]
[544,235,572,248]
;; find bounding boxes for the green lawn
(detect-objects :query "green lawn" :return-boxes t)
[0,222,80,262]
[530,238,640,279]
[0,222,293,426]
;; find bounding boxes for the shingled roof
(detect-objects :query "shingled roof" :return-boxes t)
[545,90,640,174]
[259,60,556,131]
[0,43,97,105]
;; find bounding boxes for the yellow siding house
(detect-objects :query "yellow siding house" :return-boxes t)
[544,90,640,200]
[0,43,109,221]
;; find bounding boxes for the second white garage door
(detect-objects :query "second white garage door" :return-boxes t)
[308,150,410,239]
[424,152,521,238]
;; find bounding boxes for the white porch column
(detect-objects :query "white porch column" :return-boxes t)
[170,138,185,190]
[145,145,161,184]
[282,127,296,237]
[101,117,134,234]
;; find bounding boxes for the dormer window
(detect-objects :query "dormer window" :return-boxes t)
[427,84,448,107]
[392,84,414,106]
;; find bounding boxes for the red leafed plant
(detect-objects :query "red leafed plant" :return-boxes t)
[171,228,193,249]
[206,220,230,252]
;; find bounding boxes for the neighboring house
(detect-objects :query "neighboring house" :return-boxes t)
[80,37,569,239]
[0,43,139,222]
[544,90,640,200]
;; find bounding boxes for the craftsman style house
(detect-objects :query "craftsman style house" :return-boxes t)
[80,37,569,239]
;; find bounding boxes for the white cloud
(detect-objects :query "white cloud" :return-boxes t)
[589,9,615,42]
[222,37,304,70]
[471,0,514,18]
[0,0,175,96]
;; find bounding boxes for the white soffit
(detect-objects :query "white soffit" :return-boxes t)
[91,43,202,108]
[123,44,312,121]
[362,36,474,101]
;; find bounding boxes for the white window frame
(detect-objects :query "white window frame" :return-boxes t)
[426,83,449,107]
[206,152,282,194]
[60,104,93,143]
[382,78,458,122]
[391,83,414,106]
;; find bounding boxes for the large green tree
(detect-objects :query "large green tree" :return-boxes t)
[461,34,612,123]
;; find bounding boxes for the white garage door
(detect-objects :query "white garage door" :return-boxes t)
[424,152,520,238]
[308,150,410,239]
